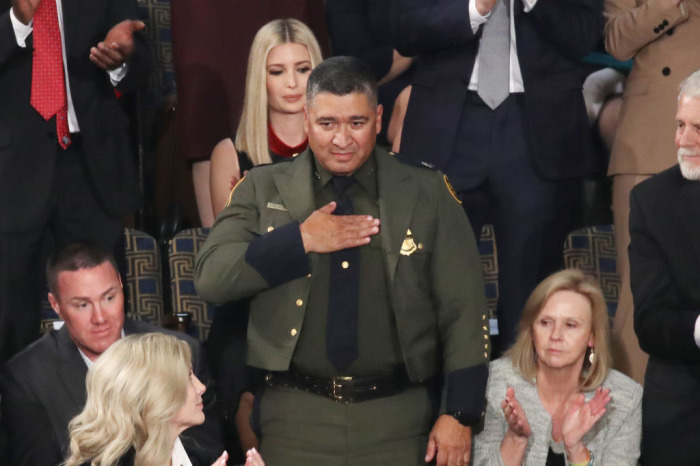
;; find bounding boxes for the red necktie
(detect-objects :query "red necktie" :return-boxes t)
[30,0,71,149]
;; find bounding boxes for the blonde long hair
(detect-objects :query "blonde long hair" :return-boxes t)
[507,269,612,391]
[234,18,323,166]
[64,333,192,466]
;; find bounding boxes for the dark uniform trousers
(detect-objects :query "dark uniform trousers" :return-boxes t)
[255,385,433,466]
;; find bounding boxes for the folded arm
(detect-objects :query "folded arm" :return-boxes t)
[604,0,687,61]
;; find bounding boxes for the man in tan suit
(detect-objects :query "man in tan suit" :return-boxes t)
[604,0,700,383]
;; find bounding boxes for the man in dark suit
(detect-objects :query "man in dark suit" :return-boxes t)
[392,0,603,351]
[325,0,415,146]
[0,0,150,363]
[0,241,223,465]
[629,69,700,466]
[195,57,490,465]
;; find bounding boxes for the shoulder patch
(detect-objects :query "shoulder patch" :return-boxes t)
[444,175,461,204]
[225,175,247,208]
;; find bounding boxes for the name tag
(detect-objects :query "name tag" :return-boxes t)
[266,202,288,211]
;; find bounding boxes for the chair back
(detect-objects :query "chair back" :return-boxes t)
[563,224,620,316]
[168,228,214,341]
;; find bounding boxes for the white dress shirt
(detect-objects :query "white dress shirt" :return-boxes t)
[9,3,127,133]
[172,437,193,466]
[467,0,538,94]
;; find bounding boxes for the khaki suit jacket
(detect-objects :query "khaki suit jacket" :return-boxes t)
[605,0,700,175]
[195,147,490,415]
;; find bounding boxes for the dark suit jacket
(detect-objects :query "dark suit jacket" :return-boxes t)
[327,0,396,80]
[629,165,700,463]
[195,147,491,419]
[0,319,223,466]
[391,0,603,184]
[0,0,149,232]
[326,0,414,143]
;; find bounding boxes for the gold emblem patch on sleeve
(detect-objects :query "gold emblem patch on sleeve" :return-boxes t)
[225,176,246,208]
[443,175,461,204]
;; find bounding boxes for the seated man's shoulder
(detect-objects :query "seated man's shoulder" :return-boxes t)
[2,331,61,379]
[634,164,683,197]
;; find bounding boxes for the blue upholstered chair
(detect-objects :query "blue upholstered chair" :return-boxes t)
[123,228,165,324]
[136,0,175,150]
[168,228,214,341]
[477,224,499,318]
[563,224,620,316]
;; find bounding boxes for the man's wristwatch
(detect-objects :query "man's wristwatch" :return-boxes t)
[449,411,479,427]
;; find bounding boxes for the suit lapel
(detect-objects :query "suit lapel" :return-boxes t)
[53,326,88,449]
[55,327,88,405]
[376,149,419,285]
[60,0,82,55]
[679,180,700,263]
[273,150,316,223]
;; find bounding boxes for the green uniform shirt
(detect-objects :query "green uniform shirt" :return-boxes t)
[291,153,404,377]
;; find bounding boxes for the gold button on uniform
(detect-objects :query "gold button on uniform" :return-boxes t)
[306,274,312,278]
[267,226,274,232]
[290,329,298,336]
[296,299,303,307]
[341,261,349,269]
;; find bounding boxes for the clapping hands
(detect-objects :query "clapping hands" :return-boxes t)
[501,386,532,439]
[245,448,265,466]
[561,387,611,450]
[11,0,40,25]
[90,20,145,71]
[499,386,611,465]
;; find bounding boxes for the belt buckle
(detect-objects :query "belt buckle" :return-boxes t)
[330,376,353,403]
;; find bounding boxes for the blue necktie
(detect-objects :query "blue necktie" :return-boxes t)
[326,176,359,371]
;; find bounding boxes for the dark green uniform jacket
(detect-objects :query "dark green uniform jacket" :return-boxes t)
[195,147,489,418]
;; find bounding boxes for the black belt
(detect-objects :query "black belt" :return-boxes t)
[264,369,417,404]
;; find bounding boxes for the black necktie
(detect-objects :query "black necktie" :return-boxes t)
[326,176,359,371]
